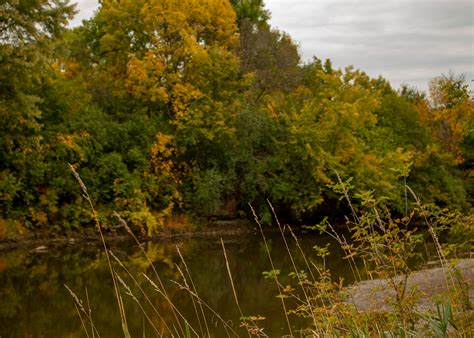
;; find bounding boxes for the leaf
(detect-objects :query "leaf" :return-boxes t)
[262,269,280,279]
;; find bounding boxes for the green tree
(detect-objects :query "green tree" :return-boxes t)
[0,0,75,219]
[230,0,270,26]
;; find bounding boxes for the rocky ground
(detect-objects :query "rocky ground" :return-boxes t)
[347,258,474,312]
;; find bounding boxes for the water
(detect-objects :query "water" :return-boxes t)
[0,229,392,337]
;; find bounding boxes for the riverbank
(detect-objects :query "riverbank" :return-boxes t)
[0,219,253,252]
[348,257,474,312]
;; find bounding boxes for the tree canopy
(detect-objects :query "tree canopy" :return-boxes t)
[0,0,471,236]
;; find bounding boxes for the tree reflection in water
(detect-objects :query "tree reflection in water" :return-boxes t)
[0,232,356,336]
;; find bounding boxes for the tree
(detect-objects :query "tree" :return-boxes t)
[86,0,248,226]
[396,76,471,210]
[0,0,75,218]
[428,74,472,163]
[230,0,270,26]
[238,21,302,100]
[244,62,413,217]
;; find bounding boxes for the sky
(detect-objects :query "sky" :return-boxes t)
[70,0,473,92]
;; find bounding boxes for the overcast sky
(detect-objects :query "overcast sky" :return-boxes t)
[71,0,473,92]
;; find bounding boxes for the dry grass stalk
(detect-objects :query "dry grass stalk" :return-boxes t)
[64,284,100,338]
[115,273,162,337]
[109,250,172,335]
[113,211,186,336]
[166,278,239,337]
[267,201,317,320]
[249,203,293,337]
[69,164,131,337]
[176,246,211,337]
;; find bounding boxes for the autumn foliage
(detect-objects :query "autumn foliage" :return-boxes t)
[0,0,472,236]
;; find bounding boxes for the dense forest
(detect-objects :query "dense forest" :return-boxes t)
[0,0,472,237]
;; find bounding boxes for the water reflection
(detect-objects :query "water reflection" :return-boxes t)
[0,230,375,337]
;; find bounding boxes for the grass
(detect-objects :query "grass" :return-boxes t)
[66,166,473,337]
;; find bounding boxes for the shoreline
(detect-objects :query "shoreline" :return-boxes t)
[0,219,254,252]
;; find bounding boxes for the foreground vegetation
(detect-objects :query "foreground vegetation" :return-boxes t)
[1,0,472,238]
[64,169,473,336]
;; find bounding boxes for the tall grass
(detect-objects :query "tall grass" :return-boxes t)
[69,164,131,337]
[66,166,473,337]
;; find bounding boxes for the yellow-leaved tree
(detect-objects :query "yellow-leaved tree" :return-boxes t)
[428,75,473,164]
[265,61,413,216]
[95,0,248,231]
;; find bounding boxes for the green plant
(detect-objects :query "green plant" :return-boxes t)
[427,302,452,338]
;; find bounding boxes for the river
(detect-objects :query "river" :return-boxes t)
[0,228,434,337]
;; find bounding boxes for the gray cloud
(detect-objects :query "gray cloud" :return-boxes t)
[266,0,474,91]
[69,0,100,27]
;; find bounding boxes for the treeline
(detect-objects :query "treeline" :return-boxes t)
[0,0,472,236]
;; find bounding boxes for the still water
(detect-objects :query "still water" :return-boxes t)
[0,229,373,337]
